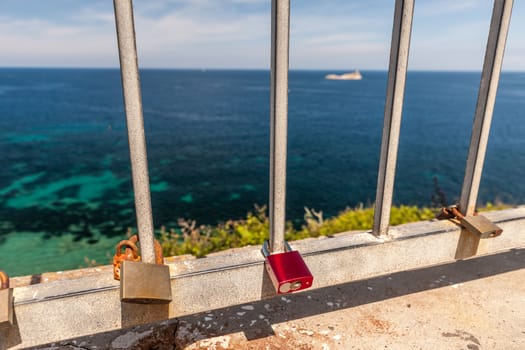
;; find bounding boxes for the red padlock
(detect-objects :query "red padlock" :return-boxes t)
[262,240,313,294]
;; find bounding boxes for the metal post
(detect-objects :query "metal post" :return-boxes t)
[113,0,156,264]
[269,0,290,253]
[373,0,414,236]
[459,0,513,216]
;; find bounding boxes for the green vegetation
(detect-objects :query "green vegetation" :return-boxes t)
[86,201,509,269]
[110,176,512,261]
[159,204,442,258]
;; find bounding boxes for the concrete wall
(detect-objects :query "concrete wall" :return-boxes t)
[1,208,524,349]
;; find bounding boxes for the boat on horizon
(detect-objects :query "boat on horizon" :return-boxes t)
[325,70,362,80]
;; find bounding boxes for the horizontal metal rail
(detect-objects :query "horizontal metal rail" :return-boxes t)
[373,0,415,237]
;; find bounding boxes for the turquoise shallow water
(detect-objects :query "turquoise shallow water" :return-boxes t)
[0,231,116,276]
[1,69,525,276]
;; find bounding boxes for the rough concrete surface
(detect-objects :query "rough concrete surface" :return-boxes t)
[30,248,525,349]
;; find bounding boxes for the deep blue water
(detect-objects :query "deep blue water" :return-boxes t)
[1,68,524,275]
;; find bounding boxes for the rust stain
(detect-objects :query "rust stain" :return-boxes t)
[355,314,398,337]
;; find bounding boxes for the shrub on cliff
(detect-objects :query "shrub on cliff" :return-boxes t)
[159,204,439,257]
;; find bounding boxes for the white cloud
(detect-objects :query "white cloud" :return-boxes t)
[132,10,269,68]
[0,0,522,70]
[0,15,117,67]
[416,0,487,17]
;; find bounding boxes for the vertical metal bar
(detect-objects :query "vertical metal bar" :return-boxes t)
[373,0,414,236]
[459,0,513,216]
[113,0,156,264]
[269,0,290,253]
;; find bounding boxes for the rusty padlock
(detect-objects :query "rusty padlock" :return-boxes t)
[113,235,165,280]
[127,234,164,265]
[449,206,503,239]
[113,239,141,280]
[262,240,313,294]
[0,271,13,325]
[119,235,172,304]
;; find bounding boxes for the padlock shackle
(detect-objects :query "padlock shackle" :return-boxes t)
[0,270,9,289]
[115,239,140,259]
[262,240,292,257]
[448,205,465,220]
[128,234,164,265]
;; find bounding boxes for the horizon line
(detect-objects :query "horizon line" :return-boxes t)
[1,66,524,73]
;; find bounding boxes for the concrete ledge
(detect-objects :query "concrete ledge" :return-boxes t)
[32,247,525,349]
[2,208,525,348]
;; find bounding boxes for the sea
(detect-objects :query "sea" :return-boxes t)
[1,68,524,276]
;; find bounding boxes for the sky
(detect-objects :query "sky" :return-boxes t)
[0,0,523,71]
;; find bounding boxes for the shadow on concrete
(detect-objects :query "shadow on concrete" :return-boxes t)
[175,248,525,346]
[0,311,22,350]
[121,302,170,329]
[30,274,42,285]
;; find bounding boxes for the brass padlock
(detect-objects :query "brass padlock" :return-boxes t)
[0,271,13,325]
[120,260,172,304]
[446,206,503,239]
[459,215,503,239]
[119,236,172,304]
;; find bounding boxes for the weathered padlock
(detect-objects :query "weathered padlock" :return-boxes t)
[459,215,503,239]
[0,271,13,325]
[119,235,172,304]
[448,206,503,239]
[120,260,172,304]
[113,235,165,280]
[262,240,313,294]
[127,234,164,265]
[113,239,141,280]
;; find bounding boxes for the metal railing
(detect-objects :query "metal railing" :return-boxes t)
[114,0,513,257]
[459,0,513,217]
[373,0,415,236]
[113,0,157,265]
[268,0,291,254]
[0,1,521,347]
[372,0,513,240]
